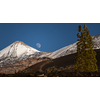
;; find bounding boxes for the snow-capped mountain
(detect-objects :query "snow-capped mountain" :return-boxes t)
[0,41,45,67]
[0,41,40,58]
[47,34,100,59]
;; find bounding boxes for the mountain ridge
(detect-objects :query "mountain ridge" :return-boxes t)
[0,34,100,67]
[47,34,100,59]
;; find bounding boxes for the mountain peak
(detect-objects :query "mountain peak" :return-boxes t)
[0,40,40,59]
[15,41,23,43]
[0,40,41,67]
[14,41,27,46]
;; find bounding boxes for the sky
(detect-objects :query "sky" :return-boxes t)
[0,23,100,52]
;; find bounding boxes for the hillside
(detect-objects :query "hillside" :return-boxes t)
[1,49,99,77]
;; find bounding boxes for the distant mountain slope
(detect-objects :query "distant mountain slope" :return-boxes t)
[48,34,100,59]
[0,41,45,67]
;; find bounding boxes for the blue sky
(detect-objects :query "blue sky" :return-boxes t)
[0,23,100,52]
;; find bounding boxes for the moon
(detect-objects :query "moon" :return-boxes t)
[36,43,41,48]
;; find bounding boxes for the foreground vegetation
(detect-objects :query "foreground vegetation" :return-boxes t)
[0,71,99,77]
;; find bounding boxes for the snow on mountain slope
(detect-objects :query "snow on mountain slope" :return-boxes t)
[48,34,100,59]
[0,41,40,58]
[0,41,45,67]
[48,42,77,59]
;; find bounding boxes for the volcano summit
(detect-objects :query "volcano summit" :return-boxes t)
[0,41,45,67]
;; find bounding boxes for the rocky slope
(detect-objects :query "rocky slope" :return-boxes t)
[0,57,51,74]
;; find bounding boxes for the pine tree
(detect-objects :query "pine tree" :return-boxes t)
[75,24,98,72]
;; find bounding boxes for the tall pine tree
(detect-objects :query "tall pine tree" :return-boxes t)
[75,24,98,72]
